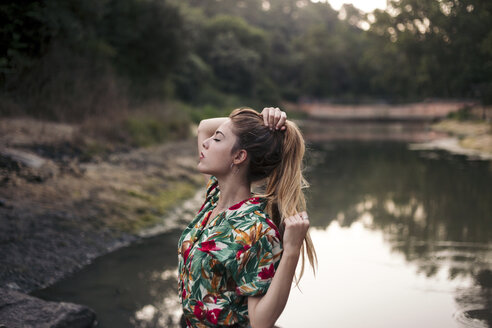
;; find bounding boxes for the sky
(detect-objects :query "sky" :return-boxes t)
[322,0,388,13]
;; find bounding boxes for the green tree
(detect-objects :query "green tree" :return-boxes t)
[367,0,492,102]
[99,0,186,99]
[1,0,188,119]
[199,15,269,96]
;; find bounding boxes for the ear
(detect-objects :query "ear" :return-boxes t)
[233,149,248,165]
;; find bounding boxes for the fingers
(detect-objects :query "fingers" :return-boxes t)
[261,107,287,130]
[284,211,310,226]
[276,111,287,130]
[261,107,269,127]
[269,108,275,129]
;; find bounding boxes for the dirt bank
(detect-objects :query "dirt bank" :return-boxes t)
[0,117,204,295]
[432,119,492,153]
[411,119,492,160]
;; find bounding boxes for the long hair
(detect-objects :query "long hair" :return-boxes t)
[229,107,317,280]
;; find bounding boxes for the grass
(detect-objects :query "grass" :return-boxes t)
[152,182,197,215]
[123,110,190,147]
[126,190,152,201]
[75,101,192,160]
[111,181,198,234]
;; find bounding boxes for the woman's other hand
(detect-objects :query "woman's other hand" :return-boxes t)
[282,211,310,257]
[261,107,287,131]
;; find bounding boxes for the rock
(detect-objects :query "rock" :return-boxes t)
[0,148,46,169]
[0,288,97,328]
[0,147,59,182]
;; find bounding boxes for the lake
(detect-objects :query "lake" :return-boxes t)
[32,121,492,328]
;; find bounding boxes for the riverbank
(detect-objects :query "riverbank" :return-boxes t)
[6,118,485,291]
[0,117,205,326]
[410,119,492,160]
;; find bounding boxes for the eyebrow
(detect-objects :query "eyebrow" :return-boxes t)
[215,131,225,137]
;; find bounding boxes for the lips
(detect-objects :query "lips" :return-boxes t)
[200,152,205,159]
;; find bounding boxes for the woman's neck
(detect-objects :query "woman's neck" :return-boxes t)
[215,174,251,211]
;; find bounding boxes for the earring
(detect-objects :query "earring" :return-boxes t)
[230,162,234,169]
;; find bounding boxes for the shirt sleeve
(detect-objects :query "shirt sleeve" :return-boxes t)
[232,215,283,296]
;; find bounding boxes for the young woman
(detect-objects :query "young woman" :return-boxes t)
[178,107,316,327]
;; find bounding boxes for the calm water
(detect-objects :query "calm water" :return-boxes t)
[33,123,492,328]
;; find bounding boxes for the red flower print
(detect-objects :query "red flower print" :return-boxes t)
[258,263,275,279]
[236,244,251,260]
[206,308,221,325]
[198,240,220,253]
[229,199,247,210]
[181,287,186,299]
[193,301,206,319]
[249,197,261,204]
[183,247,191,264]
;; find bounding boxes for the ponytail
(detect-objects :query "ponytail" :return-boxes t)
[264,121,317,282]
[229,108,317,281]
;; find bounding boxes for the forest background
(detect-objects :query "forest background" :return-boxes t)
[2,0,492,150]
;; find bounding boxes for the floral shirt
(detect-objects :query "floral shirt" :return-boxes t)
[178,176,283,327]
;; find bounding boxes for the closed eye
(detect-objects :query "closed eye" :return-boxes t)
[213,138,221,142]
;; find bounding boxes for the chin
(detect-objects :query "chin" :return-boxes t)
[197,162,211,174]
[198,163,223,177]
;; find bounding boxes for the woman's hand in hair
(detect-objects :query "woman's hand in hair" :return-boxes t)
[282,211,310,257]
[261,107,287,131]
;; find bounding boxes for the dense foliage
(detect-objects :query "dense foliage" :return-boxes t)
[1,0,491,120]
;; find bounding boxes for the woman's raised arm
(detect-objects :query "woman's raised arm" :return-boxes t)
[197,118,228,155]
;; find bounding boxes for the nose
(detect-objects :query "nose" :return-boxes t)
[202,137,210,149]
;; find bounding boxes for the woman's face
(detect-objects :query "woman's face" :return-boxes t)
[198,119,240,177]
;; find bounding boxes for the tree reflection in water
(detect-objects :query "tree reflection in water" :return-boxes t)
[305,141,492,327]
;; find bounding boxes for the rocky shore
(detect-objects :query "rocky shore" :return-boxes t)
[0,117,204,327]
[0,288,97,327]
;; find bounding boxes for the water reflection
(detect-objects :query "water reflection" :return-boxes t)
[32,231,183,328]
[131,268,182,327]
[278,223,472,328]
[454,268,492,328]
[290,140,492,328]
